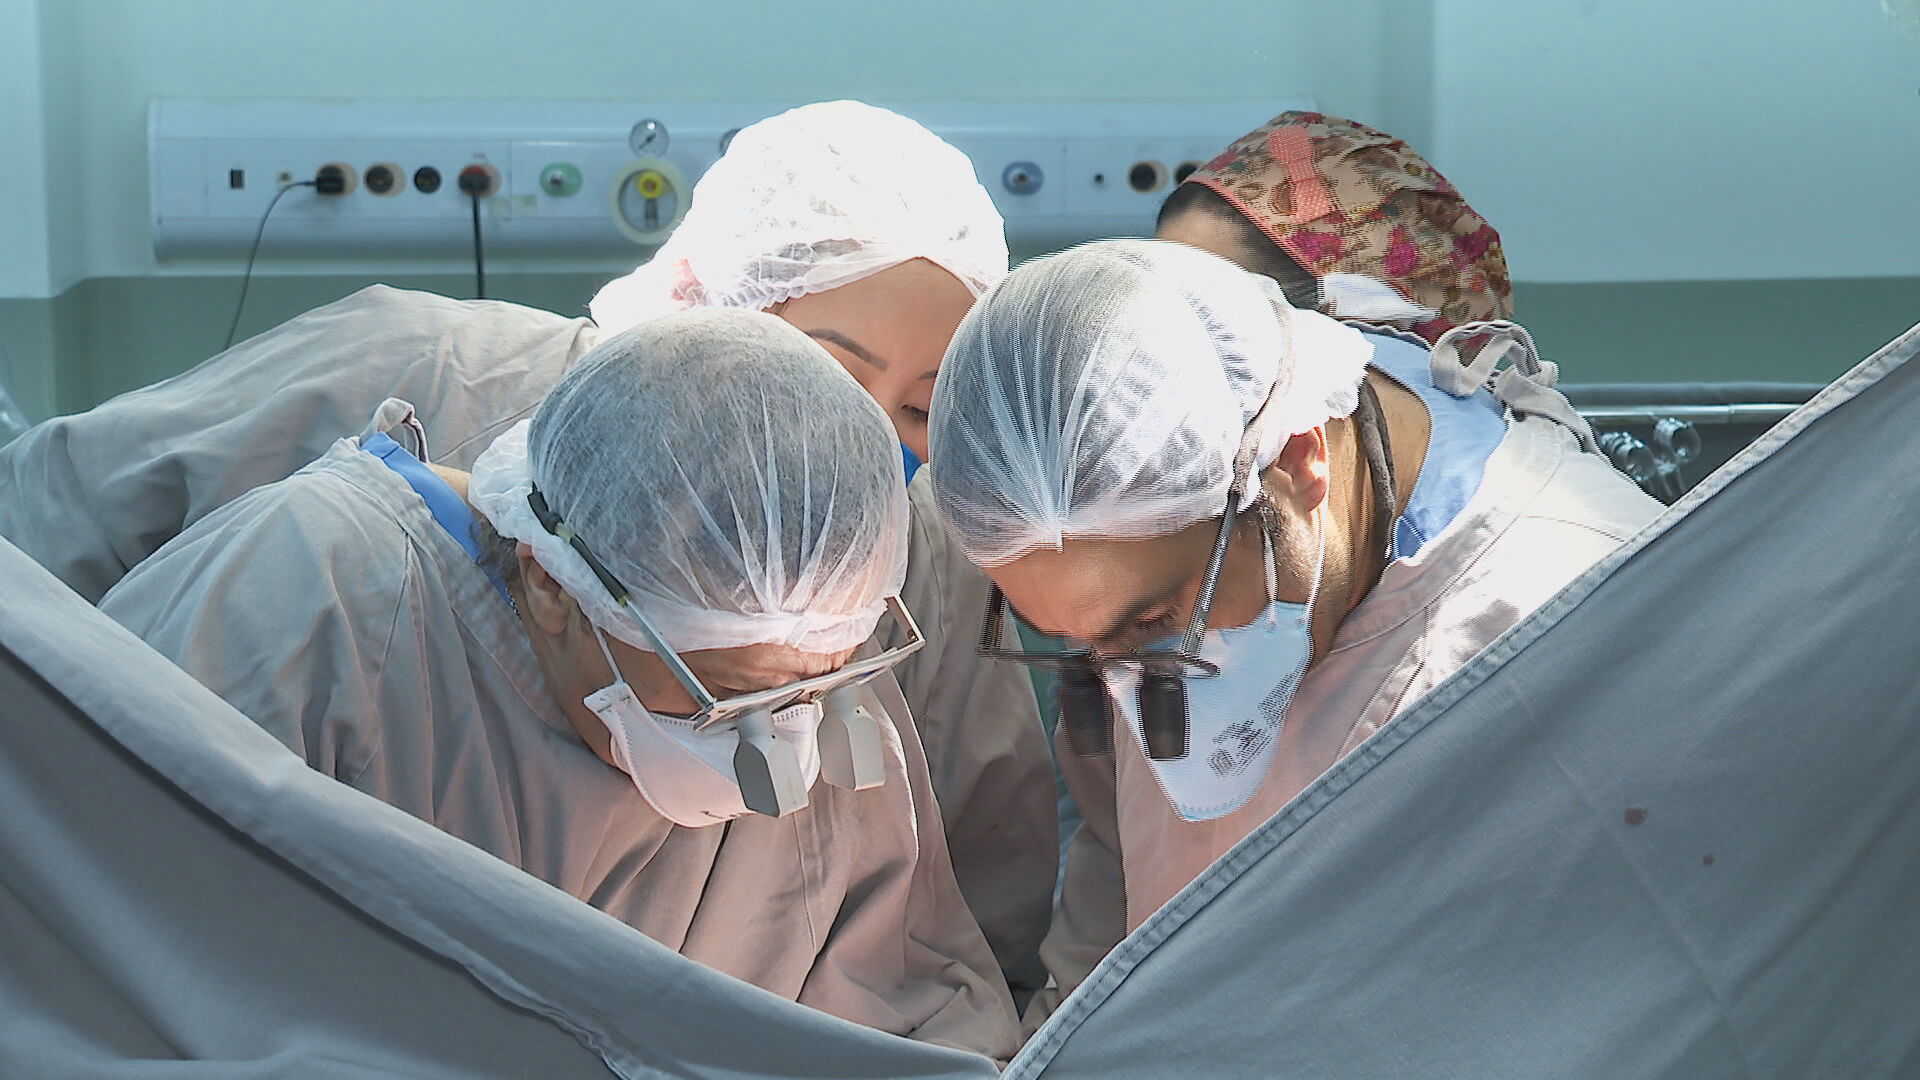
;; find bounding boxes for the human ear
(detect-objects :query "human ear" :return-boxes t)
[516,543,578,636]
[1264,429,1331,513]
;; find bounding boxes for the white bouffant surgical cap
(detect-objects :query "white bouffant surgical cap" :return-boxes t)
[589,100,1009,333]
[470,308,908,654]
[929,238,1376,568]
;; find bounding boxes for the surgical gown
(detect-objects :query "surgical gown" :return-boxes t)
[892,468,1058,997]
[1027,353,1666,1024]
[0,284,1055,996]
[0,285,597,603]
[96,438,1021,1060]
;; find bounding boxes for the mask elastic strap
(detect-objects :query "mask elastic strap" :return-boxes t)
[1258,516,1282,628]
[1261,524,1278,606]
[582,622,644,774]
[590,623,625,687]
[1259,430,1330,626]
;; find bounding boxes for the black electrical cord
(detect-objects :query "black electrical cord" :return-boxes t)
[224,180,317,351]
[469,193,487,300]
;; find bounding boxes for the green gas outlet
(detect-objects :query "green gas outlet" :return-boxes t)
[539,163,583,198]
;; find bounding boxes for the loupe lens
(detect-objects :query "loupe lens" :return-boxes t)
[733,707,809,817]
[1139,671,1189,760]
[818,686,886,791]
[1057,663,1113,755]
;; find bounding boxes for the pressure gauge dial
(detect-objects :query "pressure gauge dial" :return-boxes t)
[628,119,669,157]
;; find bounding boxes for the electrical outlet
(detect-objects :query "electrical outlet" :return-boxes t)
[150,99,1306,260]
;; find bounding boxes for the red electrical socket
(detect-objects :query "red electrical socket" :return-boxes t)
[456,163,501,198]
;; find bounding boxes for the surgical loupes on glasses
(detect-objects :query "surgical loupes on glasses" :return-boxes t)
[1058,660,1115,755]
[817,685,887,791]
[733,708,811,818]
[1137,477,1241,762]
[1139,664,1189,760]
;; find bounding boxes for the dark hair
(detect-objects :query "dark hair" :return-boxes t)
[1157,183,1320,310]
[471,515,523,592]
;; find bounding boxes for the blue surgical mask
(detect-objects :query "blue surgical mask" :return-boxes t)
[1107,512,1322,822]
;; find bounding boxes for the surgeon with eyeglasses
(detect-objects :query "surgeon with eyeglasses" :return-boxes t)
[932,238,1663,1027]
[96,308,1020,1059]
[2,101,1056,1003]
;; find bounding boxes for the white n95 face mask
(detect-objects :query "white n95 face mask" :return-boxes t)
[583,628,822,828]
[1107,512,1322,822]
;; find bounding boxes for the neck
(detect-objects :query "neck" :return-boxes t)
[1306,375,1417,660]
[429,464,472,502]
[507,573,622,767]
[1304,422,1380,659]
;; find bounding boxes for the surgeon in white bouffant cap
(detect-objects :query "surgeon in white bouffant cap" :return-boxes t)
[931,238,1664,1027]
[591,100,1006,471]
[0,100,1056,1001]
[99,309,1020,1058]
[591,101,1056,999]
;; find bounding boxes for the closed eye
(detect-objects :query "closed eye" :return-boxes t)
[1135,611,1176,634]
[1096,609,1177,653]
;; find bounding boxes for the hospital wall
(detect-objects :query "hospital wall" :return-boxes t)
[2,0,1915,422]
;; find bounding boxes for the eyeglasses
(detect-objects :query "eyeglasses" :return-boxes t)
[529,487,925,724]
[528,487,926,805]
[977,484,1242,761]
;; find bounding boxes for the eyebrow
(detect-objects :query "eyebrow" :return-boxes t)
[1008,588,1175,646]
[699,672,792,697]
[702,654,844,692]
[1093,595,1171,646]
[804,328,887,372]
